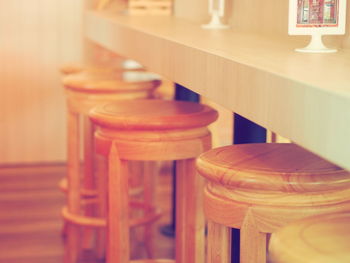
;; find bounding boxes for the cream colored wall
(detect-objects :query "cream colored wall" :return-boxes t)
[0,0,84,164]
[174,0,208,23]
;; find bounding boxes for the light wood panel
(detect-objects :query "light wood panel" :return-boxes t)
[0,0,85,164]
[269,212,350,263]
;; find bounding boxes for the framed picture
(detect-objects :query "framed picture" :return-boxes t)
[288,0,347,52]
[289,0,346,35]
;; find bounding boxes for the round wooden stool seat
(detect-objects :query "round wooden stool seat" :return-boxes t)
[89,99,218,263]
[196,143,350,263]
[90,99,218,130]
[60,64,134,75]
[269,212,350,263]
[60,60,144,75]
[63,71,160,93]
[63,72,161,114]
[60,64,87,75]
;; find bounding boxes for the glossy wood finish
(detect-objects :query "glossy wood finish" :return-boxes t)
[60,64,87,75]
[60,61,145,75]
[196,143,350,263]
[0,163,175,263]
[90,99,218,263]
[197,143,350,193]
[85,8,350,170]
[63,71,161,263]
[0,165,65,263]
[269,212,350,263]
[207,220,231,263]
[90,99,218,130]
[63,71,160,94]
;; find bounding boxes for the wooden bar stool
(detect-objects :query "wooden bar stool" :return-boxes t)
[269,212,350,263]
[62,71,161,263]
[196,143,350,263]
[89,99,218,263]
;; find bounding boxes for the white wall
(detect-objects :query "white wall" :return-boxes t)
[0,0,84,164]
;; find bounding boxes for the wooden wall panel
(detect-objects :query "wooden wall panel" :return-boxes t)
[0,0,84,164]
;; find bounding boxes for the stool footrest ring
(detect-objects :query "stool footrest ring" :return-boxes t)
[58,177,96,197]
[61,201,162,228]
[130,260,174,263]
[59,177,144,197]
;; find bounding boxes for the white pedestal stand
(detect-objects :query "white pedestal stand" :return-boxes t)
[202,11,229,29]
[295,34,337,53]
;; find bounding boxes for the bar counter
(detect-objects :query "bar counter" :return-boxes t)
[85,8,350,170]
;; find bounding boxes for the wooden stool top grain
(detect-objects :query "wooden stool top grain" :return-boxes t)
[90,99,219,130]
[60,64,127,75]
[60,61,144,75]
[60,64,86,75]
[196,143,350,263]
[196,143,350,192]
[269,212,350,263]
[63,71,161,93]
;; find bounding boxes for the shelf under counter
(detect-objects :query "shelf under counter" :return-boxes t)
[85,9,350,170]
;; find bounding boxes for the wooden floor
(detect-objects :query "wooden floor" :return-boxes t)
[0,163,174,263]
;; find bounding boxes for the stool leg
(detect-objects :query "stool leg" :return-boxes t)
[240,212,267,263]
[95,154,107,259]
[62,221,68,237]
[83,117,95,192]
[207,220,231,263]
[65,110,81,263]
[128,161,143,251]
[107,143,130,263]
[176,158,205,263]
[143,161,158,258]
[82,116,95,249]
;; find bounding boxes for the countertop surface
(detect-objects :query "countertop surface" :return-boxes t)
[85,9,350,170]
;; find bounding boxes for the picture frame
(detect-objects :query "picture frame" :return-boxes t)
[288,0,347,52]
